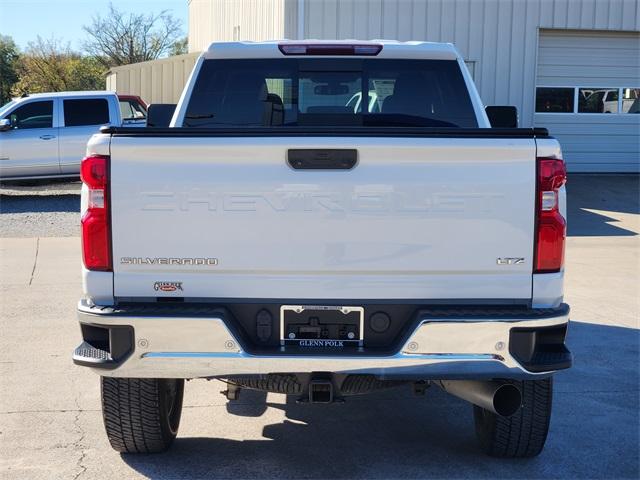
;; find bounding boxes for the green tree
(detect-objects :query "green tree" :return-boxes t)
[169,36,189,56]
[0,35,20,104]
[11,37,106,95]
[83,2,183,67]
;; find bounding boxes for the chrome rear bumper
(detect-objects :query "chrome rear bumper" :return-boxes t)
[74,300,571,380]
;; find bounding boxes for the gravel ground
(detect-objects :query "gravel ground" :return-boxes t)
[0,181,81,237]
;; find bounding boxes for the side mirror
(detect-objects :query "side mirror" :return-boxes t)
[0,118,11,131]
[485,106,518,128]
[146,104,177,127]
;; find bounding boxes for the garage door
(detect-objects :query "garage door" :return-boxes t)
[534,30,640,173]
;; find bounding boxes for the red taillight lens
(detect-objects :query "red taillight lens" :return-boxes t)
[538,157,567,191]
[82,208,110,270]
[278,43,383,56]
[81,155,108,188]
[81,155,111,271]
[534,157,567,273]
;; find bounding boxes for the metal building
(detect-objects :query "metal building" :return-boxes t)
[106,53,200,104]
[107,0,640,172]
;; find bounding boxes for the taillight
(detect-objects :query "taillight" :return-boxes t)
[81,154,111,271]
[534,157,567,273]
[278,43,383,56]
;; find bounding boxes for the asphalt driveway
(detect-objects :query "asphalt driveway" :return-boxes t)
[0,174,638,479]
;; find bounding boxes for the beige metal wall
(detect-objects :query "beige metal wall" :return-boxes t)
[105,53,200,104]
[534,29,640,172]
[106,0,640,111]
[186,0,639,124]
[298,0,640,126]
[188,0,294,52]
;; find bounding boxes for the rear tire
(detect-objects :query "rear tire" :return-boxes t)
[473,378,553,458]
[101,377,184,453]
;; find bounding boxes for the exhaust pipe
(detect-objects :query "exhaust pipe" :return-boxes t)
[436,380,522,417]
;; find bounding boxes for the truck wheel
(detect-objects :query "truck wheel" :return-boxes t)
[101,377,184,453]
[473,378,552,458]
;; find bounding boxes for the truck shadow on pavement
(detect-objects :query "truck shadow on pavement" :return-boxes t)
[121,321,639,480]
[567,174,639,237]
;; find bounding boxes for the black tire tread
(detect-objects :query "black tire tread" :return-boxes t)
[474,378,553,458]
[101,377,183,453]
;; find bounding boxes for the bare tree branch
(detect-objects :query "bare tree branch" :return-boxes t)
[82,2,184,67]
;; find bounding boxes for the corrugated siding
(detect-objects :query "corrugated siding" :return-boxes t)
[299,0,640,125]
[283,0,299,38]
[536,29,640,86]
[188,0,286,52]
[535,30,640,172]
[105,53,200,104]
[111,1,640,112]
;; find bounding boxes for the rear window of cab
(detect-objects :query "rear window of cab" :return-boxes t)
[184,59,478,128]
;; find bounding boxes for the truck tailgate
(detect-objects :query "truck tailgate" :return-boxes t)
[110,135,536,301]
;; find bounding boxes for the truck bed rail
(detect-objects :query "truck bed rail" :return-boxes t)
[100,126,550,138]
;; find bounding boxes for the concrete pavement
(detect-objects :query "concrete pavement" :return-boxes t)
[0,175,638,479]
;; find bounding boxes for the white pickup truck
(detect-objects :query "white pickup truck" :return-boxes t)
[73,41,572,458]
[0,91,146,180]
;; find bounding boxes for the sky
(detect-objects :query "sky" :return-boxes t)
[0,0,188,52]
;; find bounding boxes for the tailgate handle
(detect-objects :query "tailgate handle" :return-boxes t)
[288,149,357,170]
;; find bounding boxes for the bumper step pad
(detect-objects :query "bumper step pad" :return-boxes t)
[73,341,113,365]
[72,324,134,369]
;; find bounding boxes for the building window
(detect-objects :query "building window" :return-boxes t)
[536,86,640,114]
[622,88,639,114]
[535,87,574,113]
[578,88,618,113]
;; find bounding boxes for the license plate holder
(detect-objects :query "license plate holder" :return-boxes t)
[280,305,364,348]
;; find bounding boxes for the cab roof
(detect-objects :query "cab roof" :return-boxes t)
[203,40,459,61]
[18,90,117,99]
